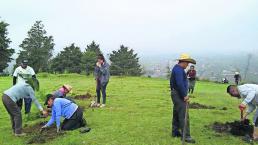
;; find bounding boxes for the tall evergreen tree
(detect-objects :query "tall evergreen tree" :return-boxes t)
[0,20,14,72]
[110,45,142,76]
[51,43,82,73]
[81,41,102,75]
[16,21,54,72]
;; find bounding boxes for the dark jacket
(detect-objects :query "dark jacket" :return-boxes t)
[94,62,110,85]
[170,64,188,98]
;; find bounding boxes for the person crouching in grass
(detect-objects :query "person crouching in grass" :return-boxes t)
[227,84,258,140]
[2,78,47,136]
[41,95,86,132]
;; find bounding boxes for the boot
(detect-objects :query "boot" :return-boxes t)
[253,127,258,141]
[183,136,196,144]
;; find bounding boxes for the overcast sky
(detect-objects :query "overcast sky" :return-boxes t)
[1,0,258,58]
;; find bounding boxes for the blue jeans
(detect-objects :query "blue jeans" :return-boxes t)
[96,80,108,104]
[16,98,32,114]
[24,98,32,114]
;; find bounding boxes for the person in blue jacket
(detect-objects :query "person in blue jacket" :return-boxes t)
[41,95,86,132]
[170,54,196,143]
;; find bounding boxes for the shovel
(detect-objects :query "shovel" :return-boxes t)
[182,102,189,145]
[241,110,243,120]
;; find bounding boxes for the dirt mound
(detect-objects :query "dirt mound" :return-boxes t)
[74,93,93,100]
[189,102,216,109]
[24,122,65,144]
[221,107,228,110]
[208,119,253,136]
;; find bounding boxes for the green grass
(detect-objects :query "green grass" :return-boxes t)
[0,74,255,145]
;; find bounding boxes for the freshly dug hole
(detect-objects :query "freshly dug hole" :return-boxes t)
[24,122,65,144]
[207,119,253,137]
[189,102,216,109]
[74,92,94,100]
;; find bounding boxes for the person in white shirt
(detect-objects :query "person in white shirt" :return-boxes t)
[227,84,258,140]
[13,60,36,115]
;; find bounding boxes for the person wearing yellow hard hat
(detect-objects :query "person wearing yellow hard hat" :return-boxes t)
[170,53,196,143]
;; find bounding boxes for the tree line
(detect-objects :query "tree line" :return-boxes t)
[0,20,142,76]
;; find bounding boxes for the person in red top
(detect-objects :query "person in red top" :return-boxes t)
[187,65,197,94]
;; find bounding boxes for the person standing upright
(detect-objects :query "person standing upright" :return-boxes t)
[13,60,36,116]
[94,54,110,108]
[234,72,241,85]
[187,65,197,94]
[170,54,196,143]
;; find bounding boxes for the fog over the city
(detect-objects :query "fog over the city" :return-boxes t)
[1,0,258,81]
[1,0,258,56]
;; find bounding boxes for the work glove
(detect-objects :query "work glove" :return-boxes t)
[57,127,61,133]
[40,125,48,132]
[41,110,48,118]
[239,104,246,111]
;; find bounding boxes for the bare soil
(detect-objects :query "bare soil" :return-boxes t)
[206,119,253,137]
[189,102,216,109]
[74,93,94,100]
[24,122,65,144]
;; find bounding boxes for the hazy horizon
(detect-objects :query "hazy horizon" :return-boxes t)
[1,0,258,59]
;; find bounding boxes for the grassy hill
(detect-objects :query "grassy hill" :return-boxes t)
[0,74,254,145]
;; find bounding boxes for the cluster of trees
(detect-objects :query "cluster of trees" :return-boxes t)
[0,20,142,76]
[0,21,15,72]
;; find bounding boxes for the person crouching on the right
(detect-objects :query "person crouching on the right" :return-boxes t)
[227,84,258,140]
[41,94,86,132]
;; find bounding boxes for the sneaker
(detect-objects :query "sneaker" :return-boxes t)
[183,137,196,144]
[80,127,91,134]
[96,103,101,107]
[100,104,106,108]
[15,133,26,137]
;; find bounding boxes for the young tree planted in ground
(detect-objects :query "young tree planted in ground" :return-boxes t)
[0,20,15,73]
[51,43,82,73]
[110,45,142,76]
[16,21,54,73]
[81,41,102,75]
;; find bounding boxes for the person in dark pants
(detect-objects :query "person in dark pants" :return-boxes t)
[170,53,196,143]
[234,72,241,85]
[227,84,258,140]
[2,79,47,136]
[187,65,197,94]
[94,54,110,108]
[13,60,36,116]
[41,95,86,132]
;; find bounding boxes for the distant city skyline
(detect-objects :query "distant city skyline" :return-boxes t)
[1,0,258,58]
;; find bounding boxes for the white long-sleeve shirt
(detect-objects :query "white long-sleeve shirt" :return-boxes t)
[238,84,258,113]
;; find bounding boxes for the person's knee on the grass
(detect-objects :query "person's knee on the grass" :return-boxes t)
[42,95,86,132]
[94,54,110,108]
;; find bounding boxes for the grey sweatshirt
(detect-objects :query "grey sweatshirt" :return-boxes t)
[4,82,43,111]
